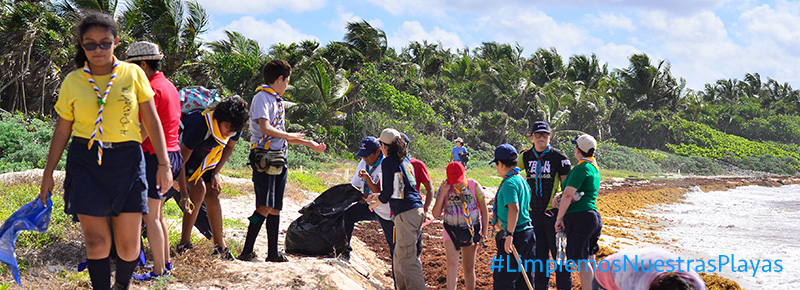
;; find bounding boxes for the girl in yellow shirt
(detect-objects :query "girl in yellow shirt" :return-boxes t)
[38,13,172,290]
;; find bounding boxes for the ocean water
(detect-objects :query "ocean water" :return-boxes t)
[649,184,800,289]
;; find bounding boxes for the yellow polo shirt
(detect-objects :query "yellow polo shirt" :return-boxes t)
[56,62,154,143]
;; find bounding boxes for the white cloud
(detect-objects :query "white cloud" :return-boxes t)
[195,0,326,14]
[326,6,384,35]
[477,7,602,57]
[740,4,800,48]
[587,12,635,32]
[595,43,641,71]
[633,10,743,88]
[206,17,318,49]
[365,0,729,17]
[735,2,800,86]
[388,21,464,51]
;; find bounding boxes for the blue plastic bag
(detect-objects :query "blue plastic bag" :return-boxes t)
[0,194,53,285]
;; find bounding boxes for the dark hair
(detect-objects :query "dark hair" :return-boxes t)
[496,159,517,168]
[578,147,595,157]
[74,12,119,66]
[649,273,696,290]
[386,137,408,162]
[213,97,249,132]
[262,59,292,84]
[142,59,162,72]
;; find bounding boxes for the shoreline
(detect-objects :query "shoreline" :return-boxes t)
[596,175,800,290]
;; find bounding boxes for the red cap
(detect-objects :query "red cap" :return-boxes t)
[446,162,466,186]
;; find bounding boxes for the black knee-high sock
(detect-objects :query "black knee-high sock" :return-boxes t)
[241,211,266,255]
[87,257,111,290]
[265,214,280,258]
[114,257,138,288]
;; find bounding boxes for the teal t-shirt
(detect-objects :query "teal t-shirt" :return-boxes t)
[563,161,600,214]
[495,174,533,231]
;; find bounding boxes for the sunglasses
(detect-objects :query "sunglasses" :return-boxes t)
[83,42,113,51]
[533,132,550,138]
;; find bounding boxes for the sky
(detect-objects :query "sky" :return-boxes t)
[196,0,800,91]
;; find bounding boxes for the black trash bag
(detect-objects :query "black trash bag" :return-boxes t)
[285,183,363,256]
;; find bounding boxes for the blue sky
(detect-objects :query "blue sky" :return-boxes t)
[196,0,800,90]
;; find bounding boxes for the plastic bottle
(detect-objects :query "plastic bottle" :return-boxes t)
[555,232,567,265]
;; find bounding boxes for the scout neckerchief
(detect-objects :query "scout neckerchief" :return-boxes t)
[453,182,476,238]
[578,156,599,171]
[252,85,285,150]
[491,167,521,226]
[362,153,384,194]
[188,108,230,182]
[84,57,121,165]
[530,144,551,197]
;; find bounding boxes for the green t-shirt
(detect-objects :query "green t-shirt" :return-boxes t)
[563,161,600,214]
[495,174,533,231]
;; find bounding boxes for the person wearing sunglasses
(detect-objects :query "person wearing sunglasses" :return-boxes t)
[520,121,572,290]
[39,13,173,290]
[553,134,603,290]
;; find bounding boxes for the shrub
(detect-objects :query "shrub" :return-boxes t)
[725,155,799,175]
[665,119,800,170]
[660,155,722,176]
[0,113,61,173]
[596,144,661,173]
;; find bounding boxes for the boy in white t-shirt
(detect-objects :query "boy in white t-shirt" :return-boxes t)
[342,136,393,260]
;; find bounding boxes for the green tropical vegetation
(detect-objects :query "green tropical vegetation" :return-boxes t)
[1,0,799,176]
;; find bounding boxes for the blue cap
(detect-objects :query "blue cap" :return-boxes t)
[402,133,410,145]
[531,121,551,134]
[356,136,380,157]
[489,143,518,164]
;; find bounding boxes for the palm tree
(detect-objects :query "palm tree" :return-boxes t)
[474,42,534,118]
[343,20,387,63]
[401,40,450,78]
[0,1,73,114]
[56,0,118,20]
[566,54,608,90]
[443,54,480,83]
[289,58,352,126]
[118,0,209,77]
[268,40,319,69]
[317,41,364,72]
[205,31,267,99]
[529,47,565,87]
[615,53,680,111]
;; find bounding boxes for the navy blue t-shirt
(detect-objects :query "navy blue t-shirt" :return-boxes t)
[379,156,423,216]
[181,110,242,154]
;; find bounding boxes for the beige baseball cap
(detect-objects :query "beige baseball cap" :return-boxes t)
[379,128,401,144]
[572,134,597,152]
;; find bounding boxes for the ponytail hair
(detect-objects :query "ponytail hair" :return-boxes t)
[386,136,408,162]
[74,12,119,66]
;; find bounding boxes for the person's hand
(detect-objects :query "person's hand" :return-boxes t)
[552,193,562,208]
[180,188,194,215]
[555,219,565,233]
[157,166,173,196]
[210,173,222,192]
[368,200,381,211]
[358,169,370,180]
[366,193,379,203]
[504,235,514,254]
[286,132,306,141]
[180,196,194,215]
[39,172,54,207]
[311,141,327,153]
